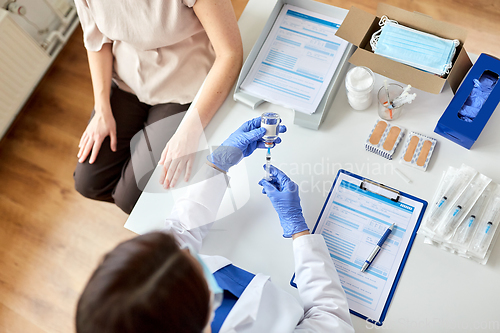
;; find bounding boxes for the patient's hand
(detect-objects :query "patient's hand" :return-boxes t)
[158,124,202,189]
[77,107,117,164]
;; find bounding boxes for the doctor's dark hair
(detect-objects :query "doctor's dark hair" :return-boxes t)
[76,232,210,333]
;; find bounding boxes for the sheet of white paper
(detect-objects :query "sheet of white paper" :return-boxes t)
[240,5,348,114]
[314,172,423,322]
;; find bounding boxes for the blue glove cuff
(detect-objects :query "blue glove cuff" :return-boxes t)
[207,146,244,172]
[282,217,309,238]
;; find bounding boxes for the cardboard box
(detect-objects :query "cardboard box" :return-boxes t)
[336,3,472,94]
[434,53,500,149]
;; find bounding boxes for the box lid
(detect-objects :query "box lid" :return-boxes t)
[348,48,447,93]
[376,3,468,44]
[335,6,376,47]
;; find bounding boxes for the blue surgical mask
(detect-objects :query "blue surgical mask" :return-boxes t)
[370,16,460,76]
[182,244,223,326]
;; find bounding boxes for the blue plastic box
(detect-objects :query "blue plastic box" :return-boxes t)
[434,53,500,149]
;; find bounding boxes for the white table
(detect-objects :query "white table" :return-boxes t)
[126,1,500,331]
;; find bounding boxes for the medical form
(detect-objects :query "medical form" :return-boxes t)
[309,170,426,324]
[240,5,348,114]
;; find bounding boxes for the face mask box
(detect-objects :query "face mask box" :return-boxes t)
[434,53,500,149]
[336,3,472,94]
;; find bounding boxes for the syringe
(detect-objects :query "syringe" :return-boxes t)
[265,148,271,181]
[261,112,280,182]
[438,184,477,236]
[427,174,470,229]
[391,84,416,107]
[455,193,488,244]
[473,198,500,252]
[478,222,494,251]
[456,215,477,244]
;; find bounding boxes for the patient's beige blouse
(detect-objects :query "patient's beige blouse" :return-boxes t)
[75,0,216,105]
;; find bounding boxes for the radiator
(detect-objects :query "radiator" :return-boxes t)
[0,3,79,140]
[0,9,51,139]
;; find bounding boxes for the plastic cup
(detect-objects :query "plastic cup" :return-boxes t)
[377,84,404,121]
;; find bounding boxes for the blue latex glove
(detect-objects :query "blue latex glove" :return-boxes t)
[458,73,498,122]
[258,165,309,238]
[208,117,286,172]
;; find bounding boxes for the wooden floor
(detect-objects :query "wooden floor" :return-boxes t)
[0,1,499,332]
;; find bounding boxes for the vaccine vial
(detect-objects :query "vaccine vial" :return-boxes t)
[261,112,281,147]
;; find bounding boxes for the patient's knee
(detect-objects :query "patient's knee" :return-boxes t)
[73,167,114,203]
[112,187,140,215]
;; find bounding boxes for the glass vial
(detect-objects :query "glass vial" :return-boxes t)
[261,112,281,148]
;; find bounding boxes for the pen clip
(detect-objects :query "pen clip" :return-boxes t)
[360,179,400,202]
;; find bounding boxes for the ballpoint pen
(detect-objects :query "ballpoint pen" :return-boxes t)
[361,223,395,272]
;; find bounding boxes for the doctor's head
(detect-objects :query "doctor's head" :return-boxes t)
[76,232,212,333]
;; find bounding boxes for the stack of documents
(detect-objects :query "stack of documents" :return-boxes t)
[240,5,348,114]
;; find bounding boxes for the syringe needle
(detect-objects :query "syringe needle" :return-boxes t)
[265,148,271,181]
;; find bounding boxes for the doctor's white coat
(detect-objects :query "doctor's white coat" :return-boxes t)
[163,165,355,333]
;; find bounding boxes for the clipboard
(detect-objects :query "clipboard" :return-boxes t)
[290,169,427,326]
